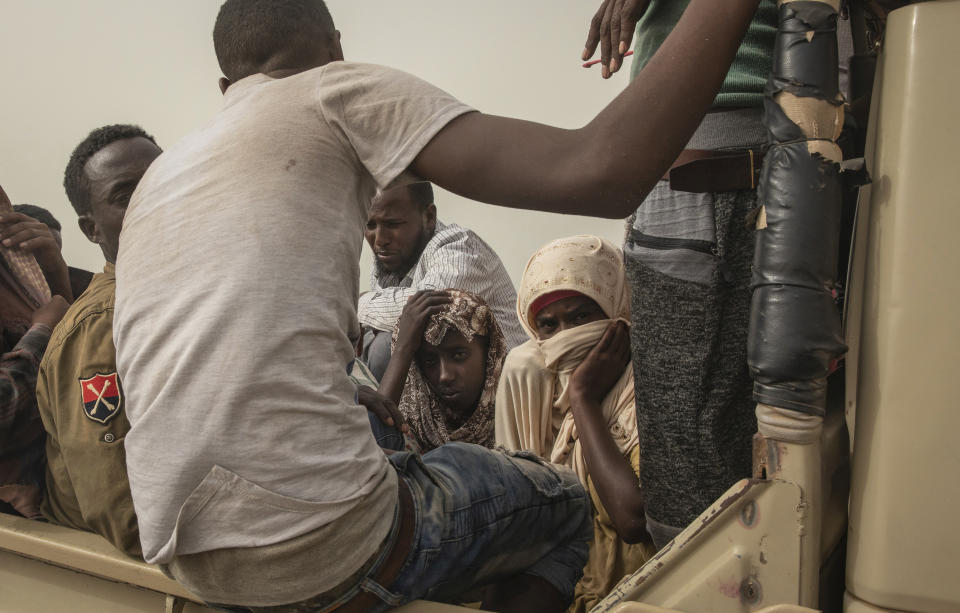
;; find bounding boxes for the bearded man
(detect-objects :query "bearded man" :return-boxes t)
[359,181,524,379]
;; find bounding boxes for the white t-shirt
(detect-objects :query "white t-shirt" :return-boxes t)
[114,63,474,571]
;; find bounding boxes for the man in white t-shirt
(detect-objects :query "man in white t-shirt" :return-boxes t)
[113,0,763,610]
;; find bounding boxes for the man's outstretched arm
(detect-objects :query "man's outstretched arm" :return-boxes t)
[412,0,761,219]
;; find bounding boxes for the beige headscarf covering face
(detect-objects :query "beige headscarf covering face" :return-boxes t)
[515,235,630,339]
[495,236,638,484]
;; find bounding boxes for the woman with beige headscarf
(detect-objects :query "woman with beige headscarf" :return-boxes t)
[496,235,654,613]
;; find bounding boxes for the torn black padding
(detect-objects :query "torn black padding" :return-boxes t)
[765,76,841,102]
[762,96,806,145]
[754,143,842,289]
[748,285,844,416]
[754,375,830,416]
[787,1,837,29]
[749,0,846,415]
[772,2,839,100]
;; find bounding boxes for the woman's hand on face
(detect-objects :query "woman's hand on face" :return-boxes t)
[569,320,631,406]
[395,290,452,355]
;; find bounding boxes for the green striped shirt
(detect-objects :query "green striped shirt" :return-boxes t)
[628,0,778,108]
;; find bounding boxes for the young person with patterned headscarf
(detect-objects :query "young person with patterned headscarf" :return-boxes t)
[496,235,655,613]
[378,289,506,452]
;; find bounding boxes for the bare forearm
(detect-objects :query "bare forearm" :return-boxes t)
[578,0,763,214]
[571,396,647,543]
[415,0,761,219]
[45,265,73,302]
[377,342,415,405]
[379,291,452,404]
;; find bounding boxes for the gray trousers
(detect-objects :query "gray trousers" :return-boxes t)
[626,109,764,548]
[360,328,393,382]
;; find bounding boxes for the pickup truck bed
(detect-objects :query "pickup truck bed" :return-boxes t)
[0,513,474,612]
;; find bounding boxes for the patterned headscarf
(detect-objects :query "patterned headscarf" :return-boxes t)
[394,289,506,450]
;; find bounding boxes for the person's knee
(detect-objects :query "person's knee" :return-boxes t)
[421,444,592,534]
[361,329,393,381]
[501,449,585,500]
[497,449,593,548]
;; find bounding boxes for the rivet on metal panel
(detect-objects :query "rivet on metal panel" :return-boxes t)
[740,576,763,606]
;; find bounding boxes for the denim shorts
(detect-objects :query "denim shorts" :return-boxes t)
[625,181,757,547]
[205,443,592,612]
[338,443,592,611]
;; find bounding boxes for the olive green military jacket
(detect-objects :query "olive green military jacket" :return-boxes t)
[36,263,141,558]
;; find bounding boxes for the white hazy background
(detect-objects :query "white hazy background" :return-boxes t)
[0,1,632,290]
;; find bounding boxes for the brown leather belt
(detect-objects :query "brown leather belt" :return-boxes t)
[329,477,416,613]
[663,148,764,193]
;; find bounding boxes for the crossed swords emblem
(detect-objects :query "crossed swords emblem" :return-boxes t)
[87,379,117,415]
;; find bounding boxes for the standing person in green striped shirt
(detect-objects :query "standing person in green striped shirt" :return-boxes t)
[583,0,778,550]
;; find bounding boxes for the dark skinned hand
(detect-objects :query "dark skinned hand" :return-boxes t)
[395,290,452,357]
[357,384,409,434]
[569,321,631,406]
[0,212,68,280]
[583,0,652,78]
[32,295,70,329]
[376,290,453,410]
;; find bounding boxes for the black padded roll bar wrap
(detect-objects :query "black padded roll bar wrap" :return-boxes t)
[749,1,848,416]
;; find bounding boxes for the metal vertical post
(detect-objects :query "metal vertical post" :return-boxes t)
[749,0,848,605]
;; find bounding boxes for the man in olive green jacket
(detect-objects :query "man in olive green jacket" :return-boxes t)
[36,124,162,558]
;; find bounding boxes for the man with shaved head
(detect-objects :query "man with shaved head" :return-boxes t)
[113,0,764,610]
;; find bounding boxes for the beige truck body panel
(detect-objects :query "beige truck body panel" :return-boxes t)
[0,513,473,612]
[843,2,960,612]
[590,2,960,612]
